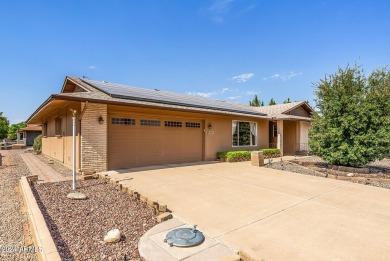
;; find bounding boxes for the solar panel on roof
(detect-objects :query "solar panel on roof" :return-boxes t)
[81,79,266,116]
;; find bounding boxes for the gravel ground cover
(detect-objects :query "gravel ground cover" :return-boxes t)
[0,150,37,261]
[34,152,73,177]
[268,156,390,189]
[31,179,158,260]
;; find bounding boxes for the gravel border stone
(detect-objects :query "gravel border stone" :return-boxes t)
[268,156,390,190]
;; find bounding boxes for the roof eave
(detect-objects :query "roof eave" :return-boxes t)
[26,95,55,124]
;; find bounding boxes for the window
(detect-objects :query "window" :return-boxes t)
[140,119,161,126]
[43,122,48,137]
[55,116,62,136]
[112,118,135,125]
[165,121,182,127]
[272,124,277,137]
[185,122,201,128]
[232,121,257,146]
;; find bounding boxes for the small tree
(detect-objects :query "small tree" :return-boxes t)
[249,95,260,107]
[283,98,291,104]
[269,98,276,105]
[309,64,390,166]
[0,112,9,139]
[260,100,264,106]
[8,121,26,140]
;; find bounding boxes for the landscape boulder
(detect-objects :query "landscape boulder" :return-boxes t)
[104,229,121,243]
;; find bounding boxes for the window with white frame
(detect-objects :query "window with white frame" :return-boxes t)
[232,121,257,146]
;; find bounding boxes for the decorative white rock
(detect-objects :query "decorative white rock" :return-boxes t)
[66,192,88,200]
[347,173,354,177]
[104,229,121,243]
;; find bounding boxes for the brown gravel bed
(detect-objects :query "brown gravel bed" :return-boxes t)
[0,150,38,260]
[31,179,158,260]
[33,152,73,177]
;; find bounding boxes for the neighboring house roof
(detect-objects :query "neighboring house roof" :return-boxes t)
[18,125,42,132]
[253,102,313,121]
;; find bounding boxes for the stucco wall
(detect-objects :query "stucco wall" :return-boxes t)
[283,121,297,155]
[41,103,81,169]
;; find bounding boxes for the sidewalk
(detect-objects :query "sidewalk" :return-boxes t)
[20,153,72,183]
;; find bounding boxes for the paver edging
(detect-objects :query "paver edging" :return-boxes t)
[20,176,61,261]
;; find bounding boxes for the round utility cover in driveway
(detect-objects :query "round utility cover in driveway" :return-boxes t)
[164,226,205,247]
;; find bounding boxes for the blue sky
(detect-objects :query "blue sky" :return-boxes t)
[1,0,389,124]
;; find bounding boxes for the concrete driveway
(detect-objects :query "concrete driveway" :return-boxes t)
[107,161,390,260]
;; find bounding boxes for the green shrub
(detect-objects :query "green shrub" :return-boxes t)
[217,150,251,162]
[217,151,228,161]
[260,148,281,159]
[226,151,251,162]
[33,134,42,152]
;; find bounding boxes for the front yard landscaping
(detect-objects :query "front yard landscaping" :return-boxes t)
[31,179,158,260]
[268,156,390,189]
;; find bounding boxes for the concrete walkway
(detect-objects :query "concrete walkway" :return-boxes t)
[20,153,71,183]
[106,161,390,261]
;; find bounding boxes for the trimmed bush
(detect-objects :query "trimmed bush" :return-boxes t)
[33,134,42,152]
[216,150,251,162]
[260,148,281,159]
[226,151,251,162]
[216,151,228,161]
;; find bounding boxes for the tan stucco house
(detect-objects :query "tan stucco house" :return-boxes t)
[27,76,313,172]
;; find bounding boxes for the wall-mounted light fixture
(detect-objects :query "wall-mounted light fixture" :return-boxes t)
[208,123,213,130]
[98,116,104,124]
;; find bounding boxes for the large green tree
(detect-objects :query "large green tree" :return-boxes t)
[0,112,9,139]
[309,64,390,166]
[8,121,26,140]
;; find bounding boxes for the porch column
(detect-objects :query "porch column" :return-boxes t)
[277,120,284,156]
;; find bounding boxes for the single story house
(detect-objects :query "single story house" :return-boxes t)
[27,76,313,172]
[16,124,42,146]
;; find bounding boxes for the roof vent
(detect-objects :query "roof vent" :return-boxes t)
[164,225,205,247]
[102,80,108,83]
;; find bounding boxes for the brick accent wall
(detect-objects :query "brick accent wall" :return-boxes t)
[81,103,107,172]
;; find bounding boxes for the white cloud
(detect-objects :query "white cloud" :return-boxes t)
[221,87,230,93]
[187,87,234,98]
[232,73,255,83]
[263,71,302,81]
[228,96,241,100]
[187,92,216,98]
[88,65,96,69]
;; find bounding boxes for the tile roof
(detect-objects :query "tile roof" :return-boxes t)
[18,125,42,132]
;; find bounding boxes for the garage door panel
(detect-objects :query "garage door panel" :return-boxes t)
[108,115,202,169]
